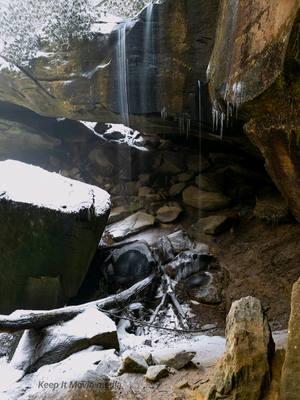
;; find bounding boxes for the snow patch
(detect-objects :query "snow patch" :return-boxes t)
[0,160,110,215]
[80,121,148,151]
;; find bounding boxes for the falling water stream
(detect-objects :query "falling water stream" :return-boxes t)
[142,2,154,113]
[117,23,129,126]
[198,80,202,134]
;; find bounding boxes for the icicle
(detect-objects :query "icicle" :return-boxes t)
[220,113,225,140]
[161,106,167,120]
[186,117,191,139]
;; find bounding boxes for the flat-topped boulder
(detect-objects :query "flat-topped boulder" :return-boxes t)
[0,160,111,313]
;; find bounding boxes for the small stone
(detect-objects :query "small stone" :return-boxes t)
[183,186,230,211]
[254,190,290,224]
[178,173,194,182]
[156,203,182,223]
[145,365,169,382]
[108,206,130,224]
[152,350,196,370]
[106,212,155,241]
[194,215,235,235]
[169,182,186,197]
[139,174,151,185]
[187,155,210,173]
[139,186,154,197]
[175,379,190,389]
[118,351,148,375]
[195,174,220,192]
[201,324,217,331]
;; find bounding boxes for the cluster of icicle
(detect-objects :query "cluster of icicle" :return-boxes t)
[212,80,246,139]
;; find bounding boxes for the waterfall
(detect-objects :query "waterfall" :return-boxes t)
[142,2,154,113]
[117,23,129,126]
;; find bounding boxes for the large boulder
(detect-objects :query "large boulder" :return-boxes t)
[0,0,220,134]
[208,297,275,400]
[0,160,111,313]
[281,277,300,400]
[208,0,300,220]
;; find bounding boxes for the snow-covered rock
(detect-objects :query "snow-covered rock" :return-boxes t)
[145,365,169,382]
[0,160,111,313]
[106,211,155,242]
[2,347,114,400]
[118,350,148,374]
[11,307,119,373]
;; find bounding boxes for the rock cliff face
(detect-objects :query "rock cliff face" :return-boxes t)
[208,0,300,219]
[0,0,220,134]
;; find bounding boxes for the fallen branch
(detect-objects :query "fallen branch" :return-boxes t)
[0,273,156,333]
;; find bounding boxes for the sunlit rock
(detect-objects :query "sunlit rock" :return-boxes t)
[208,297,275,400]
[281,277,300,400]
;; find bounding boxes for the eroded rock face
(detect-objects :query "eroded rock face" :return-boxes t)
[281,277,300,400]
[0,160,111,313]
[208,1,300,220]
[0,0,220,134]
[208,296,275,400]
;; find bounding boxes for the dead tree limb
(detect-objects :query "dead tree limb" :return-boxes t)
[0,273,156,333]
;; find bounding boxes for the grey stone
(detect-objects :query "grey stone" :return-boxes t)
[194,215,235,235]
[145,365,169,382]
[104,241,155,290]
[195,174,220,192]
[156,203,182,223]
[106,212,155,242]
[118,351,148,374]
[183,186,231,211]
[169,182,186,197]
[152,350,196,370]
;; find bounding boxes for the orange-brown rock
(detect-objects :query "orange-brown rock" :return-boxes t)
[209,1,300,220]
[208,296,274,400]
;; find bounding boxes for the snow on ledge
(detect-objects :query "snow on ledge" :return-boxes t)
[0,160,111,215]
